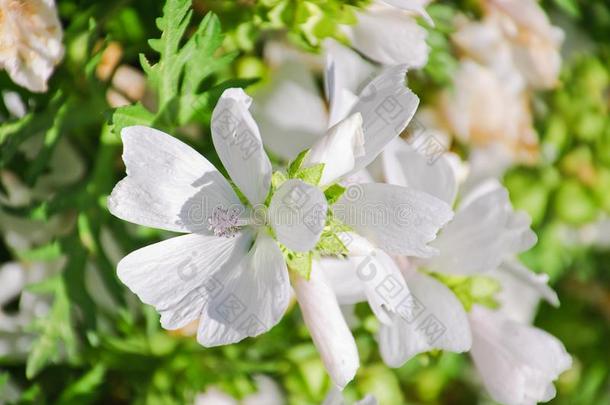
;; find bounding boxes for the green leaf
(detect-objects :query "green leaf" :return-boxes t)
[324,183,346,205]
[26,278,77,379]
[16,241,63,262]
[295,163,325,186]
[0,91,65,167]
[56,364,106,404]
[111,103,155,135]
[287,149,310,177]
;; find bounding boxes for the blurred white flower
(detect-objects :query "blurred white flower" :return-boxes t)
[0,0,64,92]
[484,0,564,90]
[439,60,539,164]
[194,375,284,405]
[344,0,431,67]
[0,261,61,359]
[469,305,571,405]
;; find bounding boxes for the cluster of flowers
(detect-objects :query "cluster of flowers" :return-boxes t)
[0,0,571,404]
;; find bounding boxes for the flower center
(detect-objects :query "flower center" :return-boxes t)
[207,207,242,238]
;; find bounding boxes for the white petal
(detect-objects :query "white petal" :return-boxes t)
[294,263,359,389]
[0,263,25,306]
[304,113,365,185]
[382,138,458,205]
[349,248,413,324]
[334,183,453,257]
[211,88,272,205]
[492,259,558,324]
[108,126,241,233]
[379,271,471,367]
[197,231,291,346]
[252,60,328,160]
[323,233,412,323]
[381,0,433,24]
[347,9,429,67]
[269,179,327,252]
[322,257,367,305]
[117,232,252,330]
[347,66,420,176]
[469,307,572,405]
[426,183,536,275]
[324,40,377,126]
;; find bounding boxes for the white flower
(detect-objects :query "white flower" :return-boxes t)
[194,375,284,405]
[469,306,571,405]
[439,60,539,164]
[343,0,431,67]
[484,0,564,90]
[352,137,537,367]
[0,0,64,92]
[0,261,58,359]
[108,88,329,347]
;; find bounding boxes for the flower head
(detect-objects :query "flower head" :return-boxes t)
[0,0,64,92]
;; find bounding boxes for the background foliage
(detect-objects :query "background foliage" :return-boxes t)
[0,0,608,404]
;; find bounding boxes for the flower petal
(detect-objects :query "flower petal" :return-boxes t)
[324,40,377,127]
[382,138,457,205]
[197,231,291,346]
[294,263,359,389]
[347,9,429,67]
[469,306,572,405]
[492,259,558,324]
[347,66,420,176]
[322,257,367,305]
[334,183,453,257]
[379,271,471,367]
[117,232,252,330]
[426,182,536,274]
[108,126,240,233]
[211,88,272,206]
[269,179,328,252]
[252,60,328,160]
[381,0,433,24]
[304,113,365,185]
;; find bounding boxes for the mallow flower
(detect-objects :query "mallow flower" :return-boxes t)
[108,77,450,359]
[0,0,64,92]
[358,138,569,404]
[342,0,432,67]
[109,88,331,347]
[465,257,570,405]
[325,136,541,369]
[253,44,455,388]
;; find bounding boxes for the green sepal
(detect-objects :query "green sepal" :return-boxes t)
[430,272,501,312]
[324,183,346,205]
[287,149,310,177]
[281,245,313,280]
